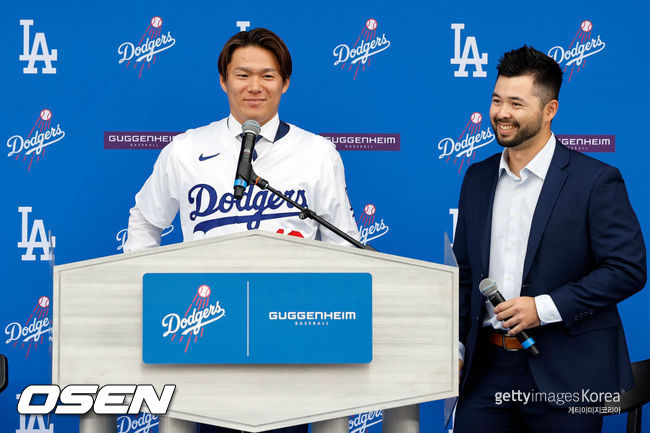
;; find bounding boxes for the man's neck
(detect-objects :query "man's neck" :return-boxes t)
[506,131,552,177]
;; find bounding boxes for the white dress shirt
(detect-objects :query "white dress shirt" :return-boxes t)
[483,134,562,329]
[459,134,564,362]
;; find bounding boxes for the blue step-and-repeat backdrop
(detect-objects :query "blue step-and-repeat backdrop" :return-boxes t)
[1,1,649,432]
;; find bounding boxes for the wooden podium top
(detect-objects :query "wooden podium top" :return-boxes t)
[53,231,458,431]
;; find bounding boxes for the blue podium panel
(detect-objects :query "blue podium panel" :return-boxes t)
[143,273,372,364]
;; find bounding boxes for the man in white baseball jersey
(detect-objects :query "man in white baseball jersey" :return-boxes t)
[124,28,359,253]
[124,28,359,433]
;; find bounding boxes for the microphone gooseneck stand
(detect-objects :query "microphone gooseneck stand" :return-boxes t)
[249,173,374,251]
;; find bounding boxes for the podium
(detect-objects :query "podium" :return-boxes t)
[52,231,458,432]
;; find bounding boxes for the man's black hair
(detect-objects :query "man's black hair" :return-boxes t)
[496,45,563,105]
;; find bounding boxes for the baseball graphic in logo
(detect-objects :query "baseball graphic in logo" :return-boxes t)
[366,19,378,30]
[198,285,211,298]
[38,296,50,308]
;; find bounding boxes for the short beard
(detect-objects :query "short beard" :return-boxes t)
[492,114,543,149]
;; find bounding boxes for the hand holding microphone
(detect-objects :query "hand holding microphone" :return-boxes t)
[479,278,540,355]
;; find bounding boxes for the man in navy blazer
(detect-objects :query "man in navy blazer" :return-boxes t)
[453,46,646,432]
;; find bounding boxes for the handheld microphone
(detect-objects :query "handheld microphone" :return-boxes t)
[479,278,540,356]
[233,120,261,200]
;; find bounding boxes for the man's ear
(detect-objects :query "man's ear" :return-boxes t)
[545,99,559,123]
[220,75,228,93]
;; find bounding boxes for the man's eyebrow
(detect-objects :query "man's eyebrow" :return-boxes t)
[492,93,527,103]
[232,66,278,73]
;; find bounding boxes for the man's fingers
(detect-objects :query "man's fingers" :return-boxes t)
[496,306,515,322]
[508,323,524,336]
[493,300,513,314]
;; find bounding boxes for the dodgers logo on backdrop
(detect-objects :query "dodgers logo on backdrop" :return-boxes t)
[117,16,176,78]
[19,19,57,74]
[548,20,606,81]
[349,410,383,433]
[4,296,52,359]
[437,112,495,174]
[356,203,389,245]
[161,285,226,353]
[15,394,54,433]
[333,18,391,79]
[117,225,174,251]
[7,110,65,171]
[450,23,488,78]
[18,207,56,261]
[118,413,159,433]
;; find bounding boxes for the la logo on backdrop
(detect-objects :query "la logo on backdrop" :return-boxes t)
[6,109,65,171]
[547,20,606,81]
[450,23,488,78]
[19,19,57,74]
[333,18,391,79]
[436,112,495,174]
[117,16,176,78]
[4,296,52,358]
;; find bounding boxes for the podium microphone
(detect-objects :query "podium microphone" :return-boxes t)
[479,278,540,356]
[233,120,261,200]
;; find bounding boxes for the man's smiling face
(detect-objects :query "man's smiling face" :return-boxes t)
[220,45,290,126]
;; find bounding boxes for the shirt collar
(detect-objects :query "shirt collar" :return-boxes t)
[227,113,280,143]
[498,133,556,181]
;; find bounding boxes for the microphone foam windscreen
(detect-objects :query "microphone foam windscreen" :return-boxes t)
[479,278,498,297]
[242,120,261,135]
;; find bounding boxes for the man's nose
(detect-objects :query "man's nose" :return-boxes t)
[248,76,262,92]
[495,104,512,120]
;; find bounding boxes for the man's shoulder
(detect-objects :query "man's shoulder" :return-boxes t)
[555,143,624,187]
[465,152,501,178]
[560,143,612,170]
[171,118,226,145]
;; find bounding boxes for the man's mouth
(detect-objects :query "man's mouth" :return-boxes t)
[497,122,517,134]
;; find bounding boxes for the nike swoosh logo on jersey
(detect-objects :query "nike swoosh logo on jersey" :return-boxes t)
[199,153,220,161]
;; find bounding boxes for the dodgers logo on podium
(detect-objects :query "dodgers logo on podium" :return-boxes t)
[143,273,372,363]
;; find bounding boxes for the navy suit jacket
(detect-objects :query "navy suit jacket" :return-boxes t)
[453,142,646,400]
